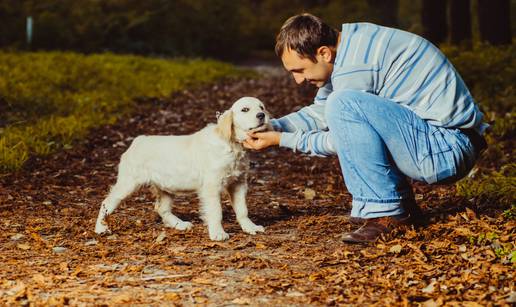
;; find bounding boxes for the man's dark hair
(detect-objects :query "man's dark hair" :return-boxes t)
[275,13,339,62]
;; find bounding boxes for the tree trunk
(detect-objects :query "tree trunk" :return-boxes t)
[421,0,447,45]
[367,0,399,27]
[449,0,472,47]
[477,0,511,45]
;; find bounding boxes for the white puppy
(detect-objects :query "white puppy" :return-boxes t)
[94,97,270,241]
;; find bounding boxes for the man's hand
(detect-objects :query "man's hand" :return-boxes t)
[243,131,281,150]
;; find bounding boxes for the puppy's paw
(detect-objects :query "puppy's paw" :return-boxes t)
[209,229,230,241]
[95,222,111,235]
[239,219,265,235]
[163,215,193,231]
[173,221,193,231]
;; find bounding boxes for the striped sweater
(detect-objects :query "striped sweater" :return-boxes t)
[271,22,487,157]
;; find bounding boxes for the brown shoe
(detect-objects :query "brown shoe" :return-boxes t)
[349,216,365,225]
[342,215,409,243]
[401,200,427,226]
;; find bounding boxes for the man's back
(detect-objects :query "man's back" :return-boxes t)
[332,23,485,132]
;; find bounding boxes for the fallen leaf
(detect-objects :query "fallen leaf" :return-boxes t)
[231,297,251,305]
[303,188,316,200]
[110,293,132,304]
[32,274,49,287]
[422,299,438,307]
[163,293,181,300]
[60,262,69,271]
[389,244,402,254]
[421,279,437,293]
[10,234,24,241]
[156,231,167,243]
[6,282,26,298]
[52,246,67,253]
[255,242,267,249]
[465,207,477,220]
[16,243,31,250]
[507,291,516,303]
[286,291,305,297]
[84,239,98,246]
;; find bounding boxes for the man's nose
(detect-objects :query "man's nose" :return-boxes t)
[256,112,265,120]
[293,74,305,84]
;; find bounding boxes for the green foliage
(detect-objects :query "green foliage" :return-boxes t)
[502,205,516,220]
[488,113,516,140]
[467,231,515,265]
[1,0,245,58]
[443,44,516,114]
[448,44,516,209]
[0,51,249,172]
[456,164,516,207]
[510,251,516,264]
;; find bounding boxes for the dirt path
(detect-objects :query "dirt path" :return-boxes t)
[0,69,514,305]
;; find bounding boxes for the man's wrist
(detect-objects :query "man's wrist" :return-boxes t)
[274,132,281,146]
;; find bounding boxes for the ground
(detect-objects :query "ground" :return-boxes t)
[0,69,514,306]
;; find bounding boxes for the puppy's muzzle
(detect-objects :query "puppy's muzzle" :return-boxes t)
[249,112,269,132]
[256,112,265,121]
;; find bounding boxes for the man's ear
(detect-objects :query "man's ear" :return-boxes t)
[216,110,233,141]
[317,46,333,63]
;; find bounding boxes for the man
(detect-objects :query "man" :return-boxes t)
[244,13,488,243]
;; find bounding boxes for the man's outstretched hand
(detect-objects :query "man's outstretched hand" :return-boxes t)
[243,131,281,150]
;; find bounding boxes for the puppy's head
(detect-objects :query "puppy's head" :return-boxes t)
[230,97,271,142]
[216,97,271,143]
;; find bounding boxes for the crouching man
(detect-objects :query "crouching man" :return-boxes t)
[244,13,487,243]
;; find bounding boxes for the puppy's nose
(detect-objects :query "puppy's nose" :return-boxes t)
[256,112,265,120]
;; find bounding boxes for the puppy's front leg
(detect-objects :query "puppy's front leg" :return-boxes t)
[199,183,229,241]
[228,181,265,235]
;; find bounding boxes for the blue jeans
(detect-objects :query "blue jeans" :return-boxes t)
[325,90,477,219]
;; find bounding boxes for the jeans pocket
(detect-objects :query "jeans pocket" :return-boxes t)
[419,127,456,184]
[431,127,453,154]
[417,127,452,163]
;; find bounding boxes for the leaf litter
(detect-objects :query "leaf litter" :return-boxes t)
[0,68,514,305]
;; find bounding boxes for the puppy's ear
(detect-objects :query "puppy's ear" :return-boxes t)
[216,110,233,141]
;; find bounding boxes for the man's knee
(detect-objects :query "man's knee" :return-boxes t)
[325,89,367,125]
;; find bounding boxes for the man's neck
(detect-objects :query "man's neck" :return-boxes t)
[331,32,342,63]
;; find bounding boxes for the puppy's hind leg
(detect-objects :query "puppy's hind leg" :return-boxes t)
[152,188,193,231]
[95,177,139,234]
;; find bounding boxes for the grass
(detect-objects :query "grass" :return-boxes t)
[0,51,252,172]
[443,43,515,210]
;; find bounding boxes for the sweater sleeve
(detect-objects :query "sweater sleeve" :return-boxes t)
[270,83,336,157]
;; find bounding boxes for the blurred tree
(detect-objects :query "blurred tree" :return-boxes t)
[449,0,472,47]
[366,0,399,27]
[421,0,447,45]
[477,0,511,45]
[30,0,75,50]
[301,0,329,6]
[398,0,421,33]
[0,0,24,48]
[4,0,488,58]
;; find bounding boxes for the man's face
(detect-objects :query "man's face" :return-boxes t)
[281,47,334,88]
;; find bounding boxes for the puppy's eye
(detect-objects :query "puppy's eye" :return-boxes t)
[260,106,264,111]
[241,107,250,112]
